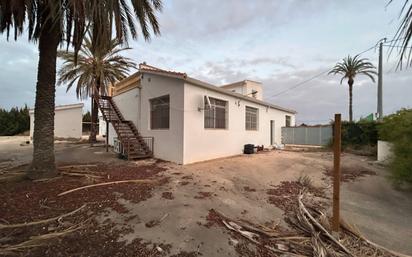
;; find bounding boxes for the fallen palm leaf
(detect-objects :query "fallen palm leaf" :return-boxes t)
[0,204,86,229]
[213,209,282,238]
[210,209,308,257]
[297,192,354,256]
[0,224,83,255]
[210,188,403,257]
[58,179,156,196]
[60,171,103,179]
[58,164,98,169]
[341,219,412,257]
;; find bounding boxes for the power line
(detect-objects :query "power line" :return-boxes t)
[269,45,377,99]
[268,37,411,99]
[384,37,407,44]
[383,44,412,49]
[270,71,329,98]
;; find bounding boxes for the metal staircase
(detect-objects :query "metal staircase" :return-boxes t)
[95,95,153,160]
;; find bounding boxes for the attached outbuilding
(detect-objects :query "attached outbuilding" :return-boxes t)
[29,103,83,140]
[101,64,296,164]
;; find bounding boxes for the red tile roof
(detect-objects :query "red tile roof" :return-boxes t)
[139,63,187,78]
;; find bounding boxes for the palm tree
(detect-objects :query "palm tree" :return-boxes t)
[391,0,412,67]
[58,34,136,142]
[329,55,377,122]
[0,1,162,179]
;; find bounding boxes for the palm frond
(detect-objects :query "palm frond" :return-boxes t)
[57,32,136,100]
[0,0,162,60]
[390,0,412,68]
[328,55,377,85]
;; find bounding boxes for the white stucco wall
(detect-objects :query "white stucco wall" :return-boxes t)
[377,140,393,162]
[106,73,295,165]
[98,115,106,136]
[139,74,185,164]
[107,74,185,164]
[182,82,295,164]
[107,87,139,146]
[244,81,263,100]
[220,80,263,100]
[29,103,83,139]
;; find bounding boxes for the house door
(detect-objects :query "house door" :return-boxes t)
[270,120,275,145]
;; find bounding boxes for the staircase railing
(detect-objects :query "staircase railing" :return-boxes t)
[92,91,152,159]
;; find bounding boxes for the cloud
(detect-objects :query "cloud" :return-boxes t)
[0,37,86,110]
[0,0,410,123]
[159,0,331,40]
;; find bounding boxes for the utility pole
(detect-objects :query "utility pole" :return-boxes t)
[332,113,341,233]
[377,40,385,120]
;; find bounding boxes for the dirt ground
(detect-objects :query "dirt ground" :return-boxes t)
[1,136,411,256]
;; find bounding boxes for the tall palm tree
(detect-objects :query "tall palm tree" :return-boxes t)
[329,55,377,122]
[0,1,162,179]
[58,34,136,142]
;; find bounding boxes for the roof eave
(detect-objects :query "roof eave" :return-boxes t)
[139,68,297,114]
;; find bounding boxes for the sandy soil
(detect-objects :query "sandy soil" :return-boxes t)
[1,137,411,256]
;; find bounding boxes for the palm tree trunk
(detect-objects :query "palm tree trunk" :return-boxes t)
[89,83,100,143]
[89,94,97,143]
[27,15,61,179]
[348,79,354,122]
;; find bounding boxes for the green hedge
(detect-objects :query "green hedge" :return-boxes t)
[0,105,30,136]
[341,121,378,147]
[379,109,412,186]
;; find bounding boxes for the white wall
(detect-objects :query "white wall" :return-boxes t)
[182,82,295,164]
[107,74,185,164]
[30,104,83,139]
[377,140,393,162]
[139,74,185,164]
[98,116,106,136]
[106,73,295,165]
[222,84,245,95]
[108,87,139,145]
[244,81,263,100]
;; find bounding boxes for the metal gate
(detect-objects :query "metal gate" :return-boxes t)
[281,125,332,146]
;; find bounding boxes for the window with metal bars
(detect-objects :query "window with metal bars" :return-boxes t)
[150,95,170,129]
[204,97,227,129]
[245,106,258,130]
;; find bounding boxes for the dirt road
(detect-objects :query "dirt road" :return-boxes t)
[1,137,411,256]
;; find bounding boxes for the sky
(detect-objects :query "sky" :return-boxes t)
[0,0,411,124]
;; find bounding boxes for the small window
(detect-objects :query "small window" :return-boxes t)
[204,97,227,129]
[245,106,258,130]
[285,115,291,127]
[150,95,170,129]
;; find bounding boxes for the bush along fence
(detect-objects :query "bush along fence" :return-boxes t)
[340,121,378,147]
[378,108,412,186]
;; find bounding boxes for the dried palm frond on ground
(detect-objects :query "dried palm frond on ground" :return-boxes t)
[0,204,86,229]
[0,222,86,255]
[0,163,171,256]
[267,180,327,213]
[208,191,404,257]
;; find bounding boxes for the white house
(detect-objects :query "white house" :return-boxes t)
[104,63,296,164]
[30,103,83,140]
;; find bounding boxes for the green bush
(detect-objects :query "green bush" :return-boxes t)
[0,105,30,136]
[325,120,378,155]
[83,111,91,122]
[341,121,378,147]
[379,109,412,186]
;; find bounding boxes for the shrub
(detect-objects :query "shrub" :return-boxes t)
[379,109,412,186]
[341,121,378,147]
[0,105,30,136]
